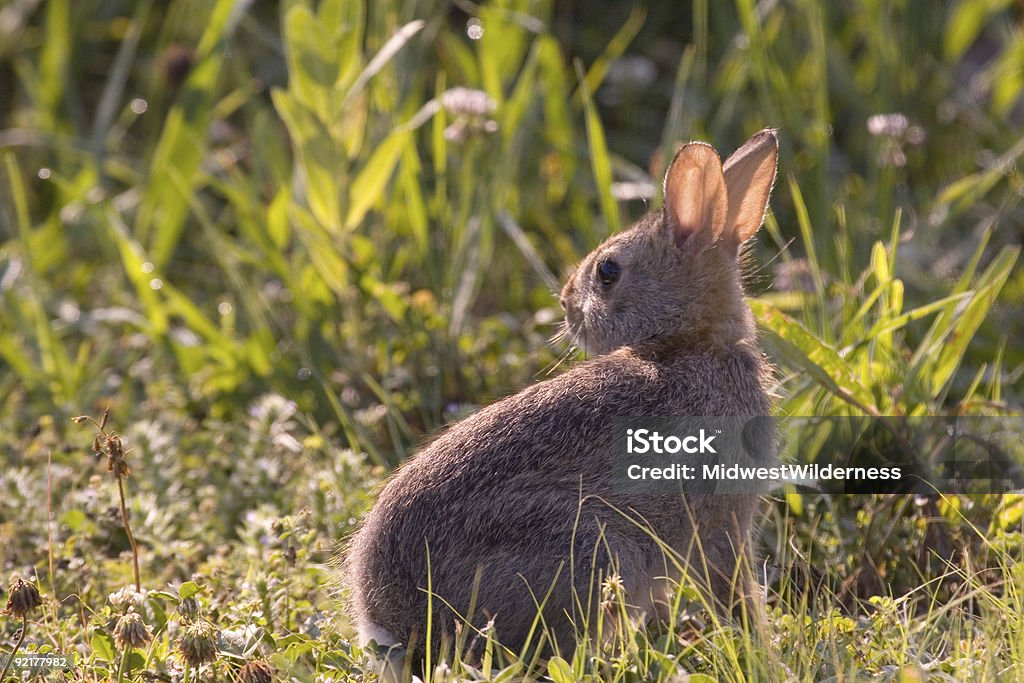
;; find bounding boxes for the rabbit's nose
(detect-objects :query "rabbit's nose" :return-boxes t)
[559,280,574,310]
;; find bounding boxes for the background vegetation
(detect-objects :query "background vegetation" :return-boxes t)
[1,0,1022,680]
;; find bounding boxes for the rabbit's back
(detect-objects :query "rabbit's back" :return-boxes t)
[346,342,770,653]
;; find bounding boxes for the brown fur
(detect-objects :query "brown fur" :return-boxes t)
[344,130,780,663]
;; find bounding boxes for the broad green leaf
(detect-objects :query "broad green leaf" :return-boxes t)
[124,652,146,674]
[292,206,350,297]
[689,675,719,683]
[547,656,575,683]
[333,0,366,89]
[282,4,336,118]
[272,89,344,233]
[105,208,168,334]
[91,630,116,663]
[245,329,275,377]
[267,187,292,250]
[333,0,366,88]
[178,581,203,600]
[346,131,411,230]
[359,275,408,323]
[61,508,88,532]
[162,284,234,349]
[751,298,875,408]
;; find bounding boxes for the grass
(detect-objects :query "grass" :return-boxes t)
[1,0,1023,680]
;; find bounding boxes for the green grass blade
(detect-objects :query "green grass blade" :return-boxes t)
[339,20,425,111]
[576,61,620,235]
[572,6,646,103]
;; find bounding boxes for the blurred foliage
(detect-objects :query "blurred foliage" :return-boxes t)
[1,0,1023,679]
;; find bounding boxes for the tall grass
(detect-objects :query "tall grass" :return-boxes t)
[0,0,1022,680]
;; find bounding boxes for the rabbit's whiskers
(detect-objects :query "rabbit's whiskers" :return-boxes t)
[542,320,581,376]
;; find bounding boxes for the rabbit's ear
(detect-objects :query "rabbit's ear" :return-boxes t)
[663,141,728,248]
[722,129,778,248]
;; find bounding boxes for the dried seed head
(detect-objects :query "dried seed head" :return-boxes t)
[114,609,152,650]
[239,660,275,683]
[105,435,131,478]
[4,579,43,618]
[602,573,624,596]
[600,573,625,609]
[162,44,195,87]
[178,595,200,621]
[179,619,218,667]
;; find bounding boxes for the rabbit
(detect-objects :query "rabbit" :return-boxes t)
[345,129,780,667]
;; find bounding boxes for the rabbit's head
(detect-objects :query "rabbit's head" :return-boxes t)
[560,130,779,355]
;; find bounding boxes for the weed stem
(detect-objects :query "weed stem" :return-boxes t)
[117,476,142,593]
[0,615,28,682]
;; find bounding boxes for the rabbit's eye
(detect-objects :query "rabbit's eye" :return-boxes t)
[596,258,620,287]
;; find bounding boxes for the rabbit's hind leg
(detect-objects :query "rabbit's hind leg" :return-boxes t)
[358,622,409,683]
[699,526,761,623]
[567,525,668,648]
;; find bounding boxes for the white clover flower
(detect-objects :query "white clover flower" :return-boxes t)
[440,87,495,117]
[109,586,147,610]
[867,113,909,137]
[439,87,498,142]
